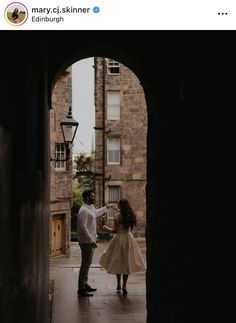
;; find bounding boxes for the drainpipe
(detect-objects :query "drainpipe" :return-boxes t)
[102,57,106,207]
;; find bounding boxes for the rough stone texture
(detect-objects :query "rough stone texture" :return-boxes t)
[95,57,147,236]
[50,68,72,256]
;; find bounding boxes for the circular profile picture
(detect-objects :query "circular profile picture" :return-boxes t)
[5,2,28,26]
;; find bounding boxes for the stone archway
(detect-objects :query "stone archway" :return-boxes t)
[1,30,234,323]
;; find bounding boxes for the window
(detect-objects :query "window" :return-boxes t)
[55,144,66,170]
[107,186,120,219]
[107,90,120,120]
[107,138,120,164]
[106,59,120,74]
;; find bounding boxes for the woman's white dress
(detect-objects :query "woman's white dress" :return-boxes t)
[99,225,146,274]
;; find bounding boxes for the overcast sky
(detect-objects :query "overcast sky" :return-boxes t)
[72,58,95,155]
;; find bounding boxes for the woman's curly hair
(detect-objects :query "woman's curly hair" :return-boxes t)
[118,199,137,230]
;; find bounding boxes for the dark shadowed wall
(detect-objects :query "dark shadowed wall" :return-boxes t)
[0,31,235,323]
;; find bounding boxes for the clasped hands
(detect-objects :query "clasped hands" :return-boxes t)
[106,203,117,209]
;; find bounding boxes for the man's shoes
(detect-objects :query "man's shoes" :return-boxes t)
[84,284,97,292]
[77,289,94,297]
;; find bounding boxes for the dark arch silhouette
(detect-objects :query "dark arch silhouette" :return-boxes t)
[0,30,235,323]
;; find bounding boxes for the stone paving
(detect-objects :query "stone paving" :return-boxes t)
[50,240,146,323]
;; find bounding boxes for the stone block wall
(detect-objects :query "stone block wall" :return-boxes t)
[50,67,72,256]
[95,57,147,236]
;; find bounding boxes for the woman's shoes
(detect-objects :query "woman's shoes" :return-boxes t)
[116,285,121,293]
[122,287,128,295]
[116,284,128,295]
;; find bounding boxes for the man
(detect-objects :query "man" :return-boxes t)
[77,189,114,297]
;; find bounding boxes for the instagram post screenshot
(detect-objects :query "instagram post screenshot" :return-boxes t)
[0,1,235,323]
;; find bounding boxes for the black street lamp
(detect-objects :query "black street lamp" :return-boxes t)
[51,106,79,162]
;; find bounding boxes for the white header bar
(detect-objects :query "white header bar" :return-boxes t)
[0,0,235,30]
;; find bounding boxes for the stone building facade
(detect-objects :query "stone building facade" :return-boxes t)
[94,57,147,236]
[50,67,73,256]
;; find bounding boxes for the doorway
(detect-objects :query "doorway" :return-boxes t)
[51,214,65,256]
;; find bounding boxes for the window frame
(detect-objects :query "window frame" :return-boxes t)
[107,90,121,120]
[107,185,120,219]
[55,143,66,170]
[107,137,120,165]
[106,59,120,75]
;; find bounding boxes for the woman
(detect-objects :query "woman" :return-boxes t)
[99,199,146,295]
[11,8,20,24]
